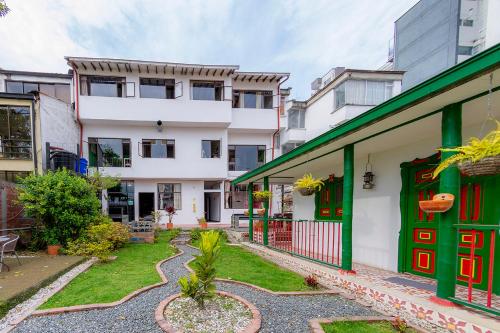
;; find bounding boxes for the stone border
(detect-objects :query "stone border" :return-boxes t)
[30,249,185,316]
[309,316,427,333]
[155,291,261,333]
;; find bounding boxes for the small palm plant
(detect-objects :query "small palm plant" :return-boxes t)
[178,230,221,308]
[294,173,324,196]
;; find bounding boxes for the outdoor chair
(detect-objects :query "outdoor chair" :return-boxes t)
[0,234,21,272]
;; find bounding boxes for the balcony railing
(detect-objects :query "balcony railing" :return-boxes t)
[252,218,343,268]
[0,140,32,159]
[91,157,131,168]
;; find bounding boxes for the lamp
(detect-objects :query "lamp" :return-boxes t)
[362,154,375,189]
[156,120,163,132]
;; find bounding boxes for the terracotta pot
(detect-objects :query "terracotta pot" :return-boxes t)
[257,208,265,216]
[243,210,249,216]
[200,222,208,229]
[47,245,61,256]
[419,193,454,213]
[298,187,315,196]
[167,222,174,230]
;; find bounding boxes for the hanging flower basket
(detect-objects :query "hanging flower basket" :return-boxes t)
[298,188,316,196]
[253,190,272,203]
[419,193,454,213]
[458,155,500,176]
[294,173,324,196]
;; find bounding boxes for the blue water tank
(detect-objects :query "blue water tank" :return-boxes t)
[79,158,88,175]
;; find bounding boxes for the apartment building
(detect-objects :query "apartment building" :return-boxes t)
[66,57,288,225]
[393,0,500,89]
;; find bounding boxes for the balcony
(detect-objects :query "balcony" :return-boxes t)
[0,140,32,160]
[78,96,232,127]
[228,108,278,132]
[281,127,306,145]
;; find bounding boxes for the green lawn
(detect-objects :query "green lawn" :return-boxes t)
[190,243,311,292]
[321,320,419,333]
[40,230,179,309]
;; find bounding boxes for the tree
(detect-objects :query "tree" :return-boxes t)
[18,169,101,246]
[0,1,10,17]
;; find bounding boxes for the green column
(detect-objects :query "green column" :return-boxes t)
[436,103,462,299]
[248,182,254,242]
[342,144,354,271]
[263,176,269,246]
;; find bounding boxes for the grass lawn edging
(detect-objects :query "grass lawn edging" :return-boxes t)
[155,291,261,333]
[31,249,185,317]
[309,316,426,333]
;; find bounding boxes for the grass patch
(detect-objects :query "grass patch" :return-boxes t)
[321,320,419,333]
[40,230,179,309]
[190,242,312,292]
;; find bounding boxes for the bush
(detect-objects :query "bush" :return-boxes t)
[304,274,319,289]
[17,169,101,247]
[190,228,227,244]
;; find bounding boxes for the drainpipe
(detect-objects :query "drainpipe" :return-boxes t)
[31,97,38,175]
[72,65,83,157]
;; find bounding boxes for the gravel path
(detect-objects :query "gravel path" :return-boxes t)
[12,242,378,333]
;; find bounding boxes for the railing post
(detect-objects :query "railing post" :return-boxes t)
[263,176,269,246]
[435,103,461,302]
[342,144,354,272]
[248,182,254,242]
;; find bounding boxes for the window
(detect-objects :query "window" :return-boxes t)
[5,81,70,103]
[462,19,473,27]
[232,90,273,109]
[281,142,304,154]
[192,81,223,101]
[0,171,30,183]
[142,139,174,158]
[334,79,393,110]
[228,145,266,171]
[80,76,125,97]
[224,182,263,209]
[88,138,131,167]
[288,109,305,129]
[158,183,181,210]
[0,105,32,159]
[139,78,175,99]
[204,181,221,190]
[201,140,220,158]
[107,181,135,222]
[457,46,473,56]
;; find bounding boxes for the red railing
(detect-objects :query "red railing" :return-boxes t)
[253,218,342,268]
[449,224,499,316]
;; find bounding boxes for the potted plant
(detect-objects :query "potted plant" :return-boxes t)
[45,230,60,256]
[198,216,208,229]
[293,173,324,196]
[433,121,500,178]
[165,206,176,230]
[419,193,454,213]
[257,208,265,216]
[253,190,272,203]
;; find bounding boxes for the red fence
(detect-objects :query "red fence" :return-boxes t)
[450,224,499,316]
[253,218,342,268]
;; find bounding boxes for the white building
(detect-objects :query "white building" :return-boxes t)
[65,57,288,225]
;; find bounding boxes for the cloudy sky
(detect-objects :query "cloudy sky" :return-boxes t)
[0,0,419,99]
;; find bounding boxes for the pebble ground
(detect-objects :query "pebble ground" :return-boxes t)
[13,240,378,333]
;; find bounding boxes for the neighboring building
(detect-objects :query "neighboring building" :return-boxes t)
[278,68,404,154]
[393,0,500,90]
[65,56,288,225]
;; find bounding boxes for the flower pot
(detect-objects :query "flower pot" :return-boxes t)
[257,208,265,216]
[243,210,249,216]
[459,155,500,176]
[200,222,208,229]
[47,244,61,256]
[167,222,174,230]
[298,187,315,196]
[419,193,454,213]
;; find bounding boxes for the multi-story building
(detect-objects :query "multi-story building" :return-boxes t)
[393,0,500,90]
[65,56,288,225]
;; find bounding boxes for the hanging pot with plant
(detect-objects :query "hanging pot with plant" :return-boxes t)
[253,190,272,203]
[419,193,455,213]
[293,173,324,196]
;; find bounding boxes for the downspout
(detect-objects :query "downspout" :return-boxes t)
[31,96,38,175]
[72,65,83,157]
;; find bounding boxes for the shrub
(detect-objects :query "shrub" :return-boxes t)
[179,230,221,308]
[391,316,408,332]
[190,228,227,244]
[17,169,101,247]
[66,239,113,261]
[304,274,319,289]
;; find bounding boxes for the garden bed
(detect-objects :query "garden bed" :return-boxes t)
[311,316,423,333]
[156,291,260,333]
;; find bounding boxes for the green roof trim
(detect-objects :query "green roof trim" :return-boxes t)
[232,43,500,185]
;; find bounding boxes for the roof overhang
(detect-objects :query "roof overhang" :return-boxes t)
[232,43,500,185]
[65,56,239,76]
[232,71,290,83]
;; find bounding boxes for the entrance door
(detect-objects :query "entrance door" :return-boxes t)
[139,192,155,218]
[204,192,221,222]
[404,158,500,291]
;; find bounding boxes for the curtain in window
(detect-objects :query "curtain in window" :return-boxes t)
[346,80,366,105]
[366,81,385,105]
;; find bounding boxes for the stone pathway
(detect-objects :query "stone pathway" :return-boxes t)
[12,244,378,333]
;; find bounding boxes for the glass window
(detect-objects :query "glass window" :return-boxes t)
[201,140,220,158]
[224,182,249,209]
[228,145,266,171]
[204,181,221,190]
[142,139,174,158]
[232,90,273,109]
[23,82,39,94]
[457,46,473,56]
[82,76,124,97]
[243,92,257,108]
[6,81,23,94]
[335,80,394,110]
[88,138,131,167]
[262,91,273,109]
[107,180,135,222]
[158,183,182,210]
[139,78,175,99]
[281,142,304,154]
[334,82,346,109]
[0,105,32,159]
[288,109,305,129]
[232,90,241,108]
[462,19,473,27]
[192,81,223,101]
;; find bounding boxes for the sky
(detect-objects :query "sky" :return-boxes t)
[0,0,419,100]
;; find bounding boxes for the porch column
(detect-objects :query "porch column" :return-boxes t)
[436,103,462,300]
[342,144,354,271]
[263,176,269,246]
[248,182,254,242]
